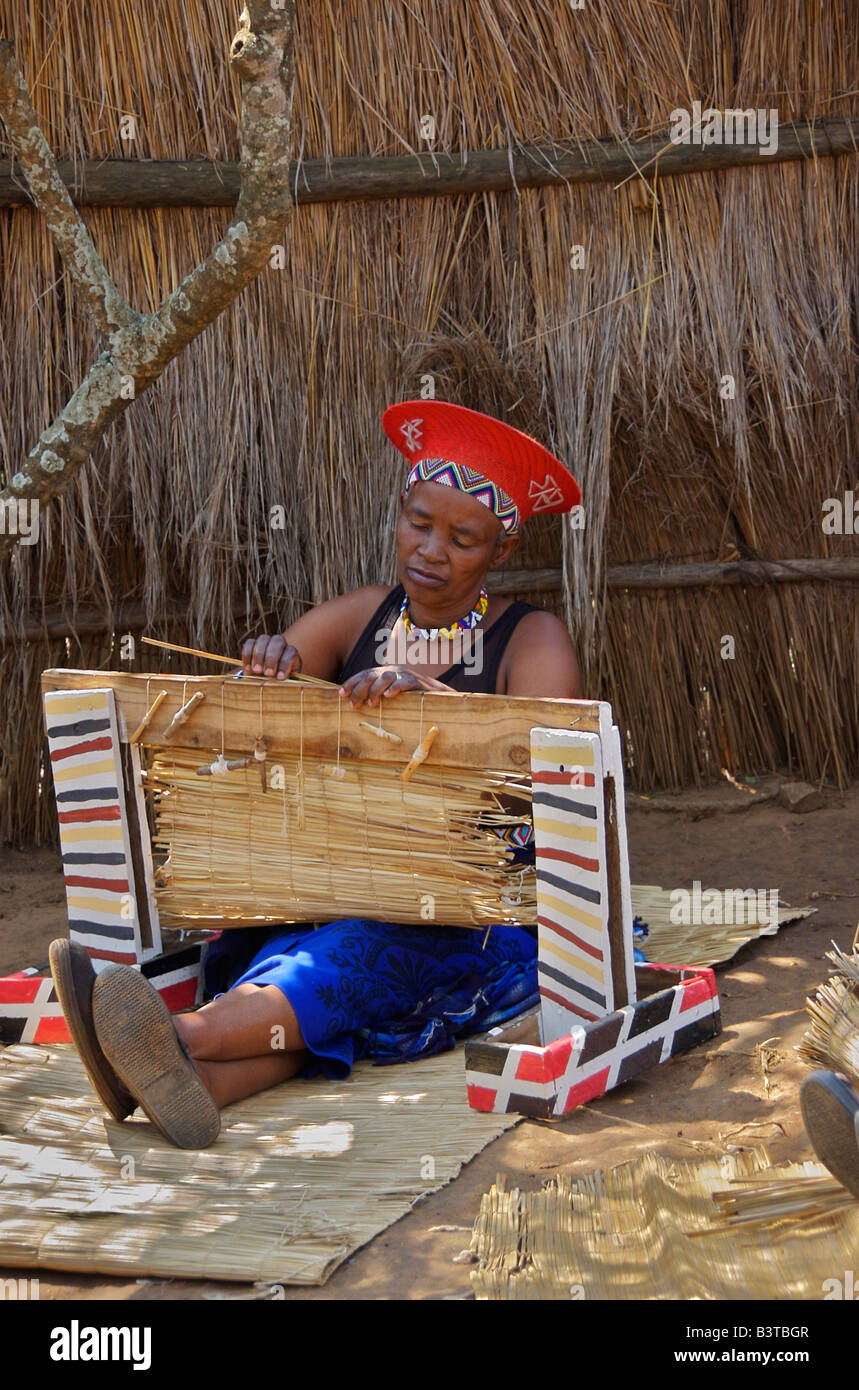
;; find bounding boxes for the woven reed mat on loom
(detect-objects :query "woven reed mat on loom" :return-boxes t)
[470,1147,858,1300]
[0,1043,516,1285]
[632,886,814,969]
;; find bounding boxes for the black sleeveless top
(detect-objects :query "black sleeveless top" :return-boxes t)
[338,585,541,694]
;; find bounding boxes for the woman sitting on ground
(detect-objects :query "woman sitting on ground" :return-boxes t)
[51,400,582,1148]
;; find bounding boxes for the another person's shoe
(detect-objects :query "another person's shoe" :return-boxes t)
[92,965,220,1150]
[799,1069,859,1200]
[49,939,136,1121]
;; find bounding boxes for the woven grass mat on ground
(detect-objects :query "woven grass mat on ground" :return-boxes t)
[0,1043,515,1285]
[470,1147,858,1300]
[632,885,814,968]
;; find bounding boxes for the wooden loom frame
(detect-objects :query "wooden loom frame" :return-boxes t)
[4,670,720,1111]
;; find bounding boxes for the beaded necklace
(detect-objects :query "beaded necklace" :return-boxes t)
[399,587,489,641]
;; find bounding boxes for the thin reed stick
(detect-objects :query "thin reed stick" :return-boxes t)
[141,636,336,686]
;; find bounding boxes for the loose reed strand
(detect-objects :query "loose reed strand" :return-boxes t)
[797,946,859,1086]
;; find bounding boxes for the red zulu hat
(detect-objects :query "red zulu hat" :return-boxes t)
[382,400,581,524]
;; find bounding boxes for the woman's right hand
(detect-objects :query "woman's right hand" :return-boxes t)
[241,634,302,680]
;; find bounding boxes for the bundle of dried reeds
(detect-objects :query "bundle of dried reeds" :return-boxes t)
[711,1171,855,1227]
[149,747,536,928]
[797,941,859,1086]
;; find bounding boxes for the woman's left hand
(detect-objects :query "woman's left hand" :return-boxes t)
[339,666,451,709]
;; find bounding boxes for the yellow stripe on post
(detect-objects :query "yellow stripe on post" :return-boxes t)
[66,893,129,916]
[52,758,117,784]
[539,938,606,984]
[537,889,604,935]
[45,693,112,717]
[532,815,598,843]
[59,824,125,843]
[531,744,595,765]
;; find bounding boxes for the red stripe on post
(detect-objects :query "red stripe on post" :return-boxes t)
[467,1084,500,1112]
[84,948,138,965]
[156,979,198,1012]
[49,736,114,763]
[538,915,604,960]
[33,1016,71,1044]
[546,1036,575,1080]
[64,875,130,893]
[536,847,601,873]
[532,771,596,787]
[561,1067,611,1113]
[58,806,121,824]
[537,984,599,1022]
[0,977,42,1003]
[679,969,718,1012]
[514,1050,551,1084]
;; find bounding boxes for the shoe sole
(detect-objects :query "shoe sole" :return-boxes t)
[49,939,136,1121]
[92,967,220,1150]
[800,1070,859,1200]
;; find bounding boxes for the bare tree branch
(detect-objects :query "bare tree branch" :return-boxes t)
[0,40,140,338]
[0,0,296,558]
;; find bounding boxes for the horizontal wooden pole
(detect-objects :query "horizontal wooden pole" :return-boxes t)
[486,569,563,594]
[604,556,859,589]
[6,555,858,645]
[9,600,259,643]
[2,119,857,208]
[491,556,859,591]
[40,668,602,771]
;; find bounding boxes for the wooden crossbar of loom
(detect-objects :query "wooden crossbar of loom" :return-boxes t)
[41,670,601,772]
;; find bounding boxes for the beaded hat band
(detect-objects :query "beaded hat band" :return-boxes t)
[404,457,520,534]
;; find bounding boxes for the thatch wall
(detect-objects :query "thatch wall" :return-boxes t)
[1,1,857,843]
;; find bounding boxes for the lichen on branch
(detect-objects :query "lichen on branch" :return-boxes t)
[0,0,296,559]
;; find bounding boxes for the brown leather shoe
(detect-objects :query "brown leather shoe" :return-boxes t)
[92,965,220,1150]
[49,939,136,1121]
[800,1070,859,1200]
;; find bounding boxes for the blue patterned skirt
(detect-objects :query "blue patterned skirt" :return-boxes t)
[203,919,537,1078]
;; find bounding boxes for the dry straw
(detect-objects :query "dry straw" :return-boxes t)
[629,884,814,968]
[797,938,859,1086]
[1,2,858,845]
[470,1147,859,1299]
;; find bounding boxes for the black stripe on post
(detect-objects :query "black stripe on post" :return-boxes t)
[627,989,676,1039]
[45,718,111,739]
[56,786,120,802]
[505,1092,554,1119]
[538,962,606,1009]
[670,1012,722,1056]
[532,789,598,818]
[62,852,127,865]
[140,943,204,977]
[579,1013,624,1064]
[616,1038,664,1084]
[68,920,136,941]
[538,869,601,904]
[463,1042,508,1077]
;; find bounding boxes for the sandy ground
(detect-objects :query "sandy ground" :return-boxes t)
[0,779,856,1301]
